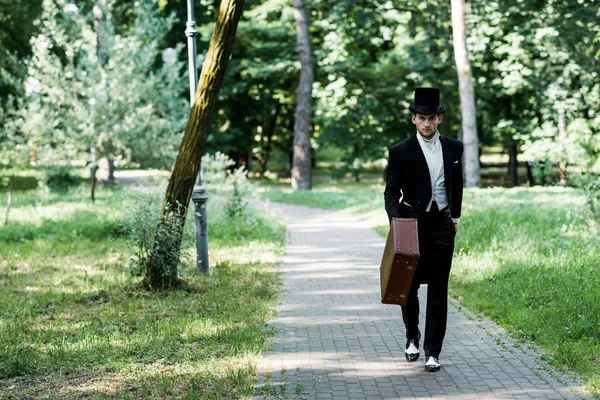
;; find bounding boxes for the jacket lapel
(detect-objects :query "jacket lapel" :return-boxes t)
[440,135,452,196]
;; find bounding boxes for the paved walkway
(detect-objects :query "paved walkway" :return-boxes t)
[253,203,591,400]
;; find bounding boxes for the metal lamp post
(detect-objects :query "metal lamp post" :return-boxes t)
[186,0,209,274]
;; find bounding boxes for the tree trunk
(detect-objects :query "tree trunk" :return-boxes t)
[93,0,108,68]
[409,11,416,38]
[451,0,481,188]
[107,158,115,187]
[239,150,250,169]
[146,0,245,290]
[92,0,108,195]
[90,162,98,203]
[508,142,518,187]
[291,0,313,191]
[4,176,13,225]
[557,107,567,186]
[525,161,534,186]
[258,108,279,177]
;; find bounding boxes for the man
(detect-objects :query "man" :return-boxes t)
[384,87,463,372]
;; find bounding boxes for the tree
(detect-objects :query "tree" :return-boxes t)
[291,0,313,190]
[467,0,599,185]
[0,99,28,225]
[146,0,245,289]
[0,0,43,109]
[311,1,460,179]
[451,0,480,187]
[206,3,299,172]
[20,0,187,193]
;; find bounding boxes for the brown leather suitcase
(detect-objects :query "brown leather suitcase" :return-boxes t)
[380,218,420,305]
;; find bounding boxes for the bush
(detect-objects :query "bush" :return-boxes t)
[528,160,553,186]
[202,152,235,186]
[202,152,254,220]
[42,166,84,191]
[572,172,600,220]
[121,193,191,279]
[225,166,252,219]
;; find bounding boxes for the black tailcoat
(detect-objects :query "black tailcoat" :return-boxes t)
[384,134,463,222]
[383,133,464,358]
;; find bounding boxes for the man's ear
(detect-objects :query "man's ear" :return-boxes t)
[437,115,443,124]
[411,114,417,124]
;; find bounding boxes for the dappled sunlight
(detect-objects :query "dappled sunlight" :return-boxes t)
[2,356,258,399]
[272,315,390,328]
[1,256,131,297]
[299,288,373,296]
[284,250,377,262]
[0,259,34,273]
[464,186,588,209]
[288,220,371,231]
[20,314,258,364]
[257,196,596,398]
[210,244,281,265]
[34,317,90,333]
[279,271,364,280]
[64,261,107,276]
[353,208,389,227]
[7,201,124,226]
[452,253,503,283]
[1,369,124,398]
[280,266,379,281]
[58,375,121,396]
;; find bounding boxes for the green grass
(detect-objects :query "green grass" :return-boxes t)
[450,187,600,396]
[0,186,284,399]
[256,180,383,215]
[256,181,600,397]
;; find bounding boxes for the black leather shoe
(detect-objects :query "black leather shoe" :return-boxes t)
[404,339,420,362]
[425,356,441,372]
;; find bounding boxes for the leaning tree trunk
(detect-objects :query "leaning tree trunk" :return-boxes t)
[146,0,245,290]
[291,0,313,191]
[451,0,481,188]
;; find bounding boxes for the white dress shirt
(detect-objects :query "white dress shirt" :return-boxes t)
[416,131,459,224]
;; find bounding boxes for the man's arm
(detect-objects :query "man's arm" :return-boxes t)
[451,141,464,222]
[384,148,403,223]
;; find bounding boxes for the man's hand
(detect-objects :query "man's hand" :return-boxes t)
[453,223,458,234]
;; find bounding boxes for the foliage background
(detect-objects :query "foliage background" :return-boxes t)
[1,0,598,179]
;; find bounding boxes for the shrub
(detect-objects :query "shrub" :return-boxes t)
[202,152,254,220]
[572,173,600,220]
[121,192,191,279]
[201,152,235,187]
[42,166,84,191]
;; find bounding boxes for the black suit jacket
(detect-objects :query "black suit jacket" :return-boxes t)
[384,134,464,222]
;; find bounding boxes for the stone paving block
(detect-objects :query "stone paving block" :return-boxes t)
[252,203,593,400]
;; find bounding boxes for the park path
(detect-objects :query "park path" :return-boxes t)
[253,202,591,400]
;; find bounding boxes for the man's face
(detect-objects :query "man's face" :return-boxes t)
[412,113,442,139]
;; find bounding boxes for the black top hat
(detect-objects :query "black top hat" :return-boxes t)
[408,87,446,115]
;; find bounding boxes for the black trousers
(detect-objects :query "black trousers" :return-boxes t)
[399,202,455,359]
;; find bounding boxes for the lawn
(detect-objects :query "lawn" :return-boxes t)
[257,181,600,397]
[0,185,284,399]
[450,187,600,396]
[255,180,386,222]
